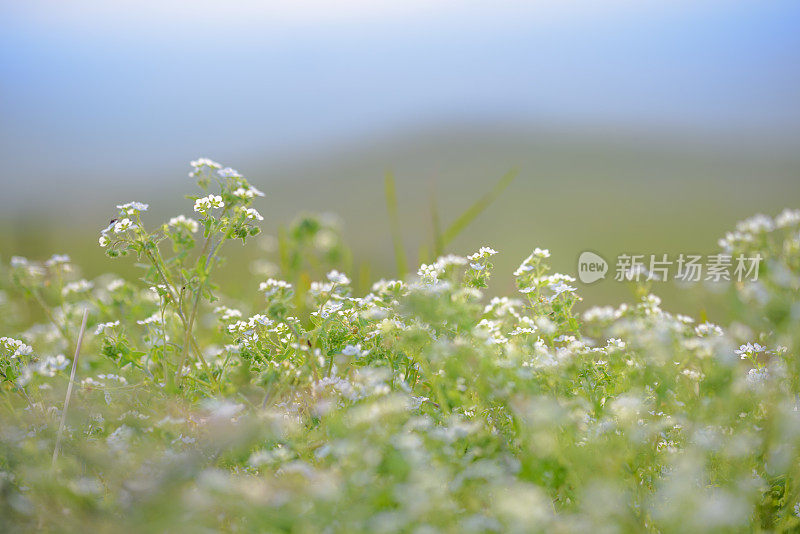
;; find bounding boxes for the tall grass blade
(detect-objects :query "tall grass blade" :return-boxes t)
[52,308,89,467]
[440,169,518,249]
[384,171,408,279]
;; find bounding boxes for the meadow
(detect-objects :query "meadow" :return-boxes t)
[1,158,799,532]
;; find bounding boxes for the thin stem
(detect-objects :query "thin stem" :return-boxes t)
[52,308,89,468]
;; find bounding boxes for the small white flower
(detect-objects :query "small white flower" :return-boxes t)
[0,337,33,358]
[467,246,498,261]
[37,354,70,377]
[242,207,264,221]
[113,218,137,233]
[217,167,242,179]
[232,186,265,199]
[116,201,149,215]
[260,278,293,298]
[95,321,120,335]
[549,281,576,298]
[189,157,221,177]
[62,280,94,296]
[735,343,766,358]
[10,256,29,268]
[167,214,200,233]
[194,195,224,214]
[44,254,70,267]
[532,247,550,258]
[327,270,350,285]
[99,234,110,247]
[775,208,800,229]
[342,343,370,358]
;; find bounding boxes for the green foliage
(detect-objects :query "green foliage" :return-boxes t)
[1,161,799,533]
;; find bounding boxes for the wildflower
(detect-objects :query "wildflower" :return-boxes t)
[217,167,243,179]
[548,281,577,300]
[167,214,200,233]
[736,214,774,234]
[95,321,120,335]
[260,278,293,297]
[242,207,264,221]
[116,201,149,215]
[695,322,723,337]
[775,208,800,228]
[36,354,69,377]
[468,246,498,261]
[189,157,222,178]
[0,337,33,358]
[113,218,137,233]
[99,234,110,247]
[327,270,350,285]
[194,195,224,214]
[342,343,370,358]
[214,306,243,321]
[44,254,70,267]
[735,343,766,359]
[232,186,265,199]
[10,256,28,268]
[62,280,94,296]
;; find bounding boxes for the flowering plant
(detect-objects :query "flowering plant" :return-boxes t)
[1,161,799,532]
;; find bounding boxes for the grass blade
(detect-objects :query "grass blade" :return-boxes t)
[440,169,518,249]
[384,171,408,279]
[52,308,89,467]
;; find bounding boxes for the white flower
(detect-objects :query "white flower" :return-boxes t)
[0,337,33,358]
[116,201,149,215]
[735,343,766,358]
[467,246,498,261]
[217,167,242,179]
[260,279,293,298]
[214,306,243,321]
[232,186,265,199]
[736,214,774,234]
[99,235,110,247]
[532,247,550,258]
[37,354,70,377]
[342,343,369,358]
[242,207,264,221]
[44,254,70,267]
[549,281,576,297]
[327,270,350,285]
[167,214,200,233]
[194,195,225,214]
[113,218,137,233]
[10,256,29,268]
[189,157,222,177]
[695,322,723,337]
[775,208,800,229]
[62,280,94,296]
[95,321,120,335]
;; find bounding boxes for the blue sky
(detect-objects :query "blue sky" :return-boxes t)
[1,1,799,192]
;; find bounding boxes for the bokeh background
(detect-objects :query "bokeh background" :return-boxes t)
[1,1,799,318]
